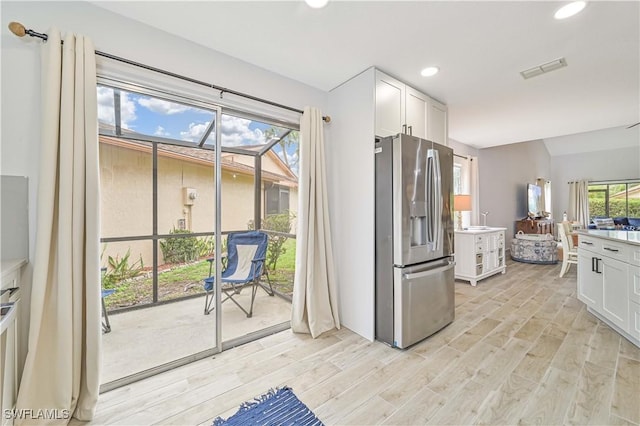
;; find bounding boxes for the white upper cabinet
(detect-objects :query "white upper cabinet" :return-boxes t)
[427,97,448,146]
[375,70,448,145]
[405,87,429,140]
[375,72,405,138]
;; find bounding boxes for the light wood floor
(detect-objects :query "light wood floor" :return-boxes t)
[88,259,640,425]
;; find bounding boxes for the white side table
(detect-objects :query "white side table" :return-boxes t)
[454,227,507,286]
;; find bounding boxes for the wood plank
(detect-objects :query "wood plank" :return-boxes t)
[484,314,529,348]
[565,360,616,425]
[587,323,622,371]
[513,334,564,383]
[619,337,640,362]
[381,387,446,425]
[474,337,531,389]
[611,356,640,424]
[517,367,580,425]
[475,373,537,425]
[341,396,397,425]
[427,341,498,397]
[550,327,595,374]
[448,317,501,352]
[427,379,490,425]
[380,346,462,408]
[514,315,550,343]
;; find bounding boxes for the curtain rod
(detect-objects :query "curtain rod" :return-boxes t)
[8,21,331,123]
[568,178,640,184]
[453,153,473,160]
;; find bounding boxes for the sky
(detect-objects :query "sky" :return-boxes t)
[97,86,299,174]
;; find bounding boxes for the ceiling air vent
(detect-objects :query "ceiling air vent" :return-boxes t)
[520,58,567,79]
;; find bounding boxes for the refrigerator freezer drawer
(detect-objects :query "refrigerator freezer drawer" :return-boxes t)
[393,259,455,348]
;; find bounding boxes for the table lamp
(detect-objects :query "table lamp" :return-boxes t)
[454,194,472,231]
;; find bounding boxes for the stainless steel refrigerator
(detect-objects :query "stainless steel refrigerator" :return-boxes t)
[375,133,455,349]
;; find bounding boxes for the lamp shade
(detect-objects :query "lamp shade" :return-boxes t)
[454,194,472,211]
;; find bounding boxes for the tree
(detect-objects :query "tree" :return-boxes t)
[264,127,299,175]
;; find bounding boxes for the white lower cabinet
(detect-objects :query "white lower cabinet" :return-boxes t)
[454,227,506,286]
[577,250,602,310]
[577,234,639,347]
[601,257,628,330]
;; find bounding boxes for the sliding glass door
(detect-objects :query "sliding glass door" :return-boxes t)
[97,81,298,390]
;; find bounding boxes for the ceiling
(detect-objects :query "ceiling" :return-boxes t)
[92,1,639,149]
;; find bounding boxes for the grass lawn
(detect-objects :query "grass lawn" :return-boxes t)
[105,237,297,310]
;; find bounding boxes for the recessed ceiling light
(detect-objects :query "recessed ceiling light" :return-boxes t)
[554,1,586,19]
[421,66,439,77]
[305,0,328,8]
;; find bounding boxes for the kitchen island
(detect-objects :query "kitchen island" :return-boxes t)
[576,230,640,347]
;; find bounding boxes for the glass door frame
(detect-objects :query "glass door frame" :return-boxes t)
[98,78,294,392]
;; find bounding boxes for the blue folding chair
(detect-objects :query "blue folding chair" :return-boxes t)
[102,289,115,333]
[203,231,274,317]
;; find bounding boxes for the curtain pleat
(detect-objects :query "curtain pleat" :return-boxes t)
[469,156,480,225]
[568,180,590,227]
[291,107,340,338]
[16,29,101,425]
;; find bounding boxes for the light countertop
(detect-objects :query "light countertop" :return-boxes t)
[455,227,507,234]
[576,229,640,246]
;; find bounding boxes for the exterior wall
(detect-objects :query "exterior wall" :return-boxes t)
[100,143,297,266]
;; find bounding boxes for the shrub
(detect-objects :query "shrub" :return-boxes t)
[160,229,200,264]
[248,211,295,270]
[589,198,640,219]
[101,246,144,289]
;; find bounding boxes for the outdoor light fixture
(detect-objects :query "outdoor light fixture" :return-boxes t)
[305,0,328,8]
[421,66,439,77]
[554,1,586,19]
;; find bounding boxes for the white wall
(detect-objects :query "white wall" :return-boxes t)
[326,68,376,340]
[550,146,640,222]
[1,0,327,374]
[448,138,480,158]
[478,140,551,238]
[546,126,640,222]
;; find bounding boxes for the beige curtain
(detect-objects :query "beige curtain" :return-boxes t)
[469,156,480,225]
[568,180,590,227]
[291,107,340,338]
[16,29,101,424]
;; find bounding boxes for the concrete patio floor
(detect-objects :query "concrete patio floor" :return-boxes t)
[101,290,291,384]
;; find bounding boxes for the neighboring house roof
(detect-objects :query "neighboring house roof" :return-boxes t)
[99,135,298,187]
[610,184,640,199]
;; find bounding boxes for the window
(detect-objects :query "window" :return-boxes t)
[97,82,300,307]
[265,183,290,215]
[588,181,640,220]
[453,163,463,195]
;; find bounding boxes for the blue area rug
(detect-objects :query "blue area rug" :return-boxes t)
[212,387,324,426]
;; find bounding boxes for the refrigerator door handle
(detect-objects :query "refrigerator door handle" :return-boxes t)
[433,148,443,251]
[426,148,442,250]
[403,261,454,280]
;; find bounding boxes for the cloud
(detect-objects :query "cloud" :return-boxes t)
[180,121,211,142]
[154,126,170,137]
[220,115,265,146]
[137,97,193,115]
[97,86,136,129]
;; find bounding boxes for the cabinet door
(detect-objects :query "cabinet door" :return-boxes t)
[601,256,629,330]
[375,72,405,138]
[405,86,429,139]
[577,251,602,310]
[630,265,640,339]
[427,97,448,146]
